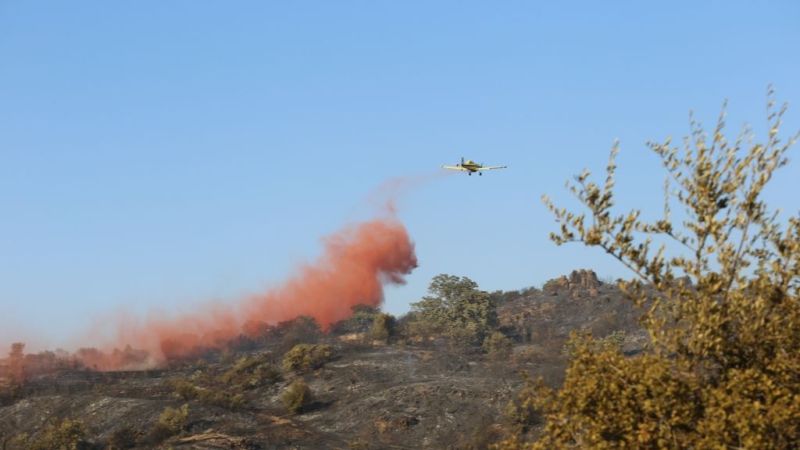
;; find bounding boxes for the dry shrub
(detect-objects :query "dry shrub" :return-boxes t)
[282,379,312,414]
[15,418,88,450]
[220,354,282,389]
[483,331,513,360]
[168,354,279,410]
[107,426,138,449]
[498,92,800,448]
[281,344,333,373]
[370,313,396,343]
[145,404,188,444]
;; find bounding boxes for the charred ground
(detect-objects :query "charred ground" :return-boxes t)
[0,270,647,449]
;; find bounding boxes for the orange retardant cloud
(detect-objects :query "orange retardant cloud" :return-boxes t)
[97,217,416,367]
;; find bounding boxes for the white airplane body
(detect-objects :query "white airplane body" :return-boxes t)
[442,157,507,176]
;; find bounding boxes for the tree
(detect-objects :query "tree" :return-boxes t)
[370,313,396,343]
[330,304,380,335]
[497,91,800,448]
[411,274,497,345]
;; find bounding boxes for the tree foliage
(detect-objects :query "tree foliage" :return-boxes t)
[370,313,396,343]
[410,274,497,345]
[499,91,800,448]
[332,305,381,335]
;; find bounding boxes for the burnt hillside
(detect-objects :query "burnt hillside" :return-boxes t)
[0,270,646,450]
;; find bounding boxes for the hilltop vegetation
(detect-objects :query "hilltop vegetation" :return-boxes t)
[1,270,637,449]
[499,92,800,448]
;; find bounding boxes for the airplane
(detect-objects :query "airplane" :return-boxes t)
[442,157,507,176]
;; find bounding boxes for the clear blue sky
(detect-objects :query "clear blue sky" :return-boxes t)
[1,1,799,348]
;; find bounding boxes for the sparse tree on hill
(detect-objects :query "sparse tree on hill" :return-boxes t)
[496,90,800,448]
[411,274,497,345]
[370,313,396,343]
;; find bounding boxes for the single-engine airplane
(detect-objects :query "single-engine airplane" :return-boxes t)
[442,157,507,176]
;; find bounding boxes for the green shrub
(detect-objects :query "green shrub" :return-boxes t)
[196,387,245,410]
[220,354,282,389]
[159,403,189,433]
[144,404,189,445]
[497,93,800,448]
[24,418,87,450]
[281,344,333,373]
[561,330,626,358]
[483,331,513,359]
[170,378,199,400]
[168,355,279,411]
[282,379,313,414]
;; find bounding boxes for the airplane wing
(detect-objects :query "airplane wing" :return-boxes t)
[442,165,468,171]
[476,165,507,171]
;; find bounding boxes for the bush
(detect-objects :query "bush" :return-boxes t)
[503,375,543,434]
[107,426,138,449]
[282,379,312,414]
[498,92,800,448]
[370,313,396,343]
[483,332,513,359]
[220,354,282,389]
[331,304,381,335]
[171,378,200,400]
[159,404,189,432]
[168,354,280,410]
[271,316,322,350]
[281,344,333,373]
[146,403,189,444]
[23,418,88,450]
[560,330,626,358]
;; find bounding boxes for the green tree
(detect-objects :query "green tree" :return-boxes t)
[497,91,800,448]
[411,274,497,345]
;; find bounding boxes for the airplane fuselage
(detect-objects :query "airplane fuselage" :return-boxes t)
[442,158,506,176]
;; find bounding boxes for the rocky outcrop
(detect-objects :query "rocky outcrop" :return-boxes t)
[543,269,602,298]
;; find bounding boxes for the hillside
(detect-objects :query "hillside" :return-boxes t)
[0,270,646,450]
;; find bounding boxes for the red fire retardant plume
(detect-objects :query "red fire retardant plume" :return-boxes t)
[102,217,417,365]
